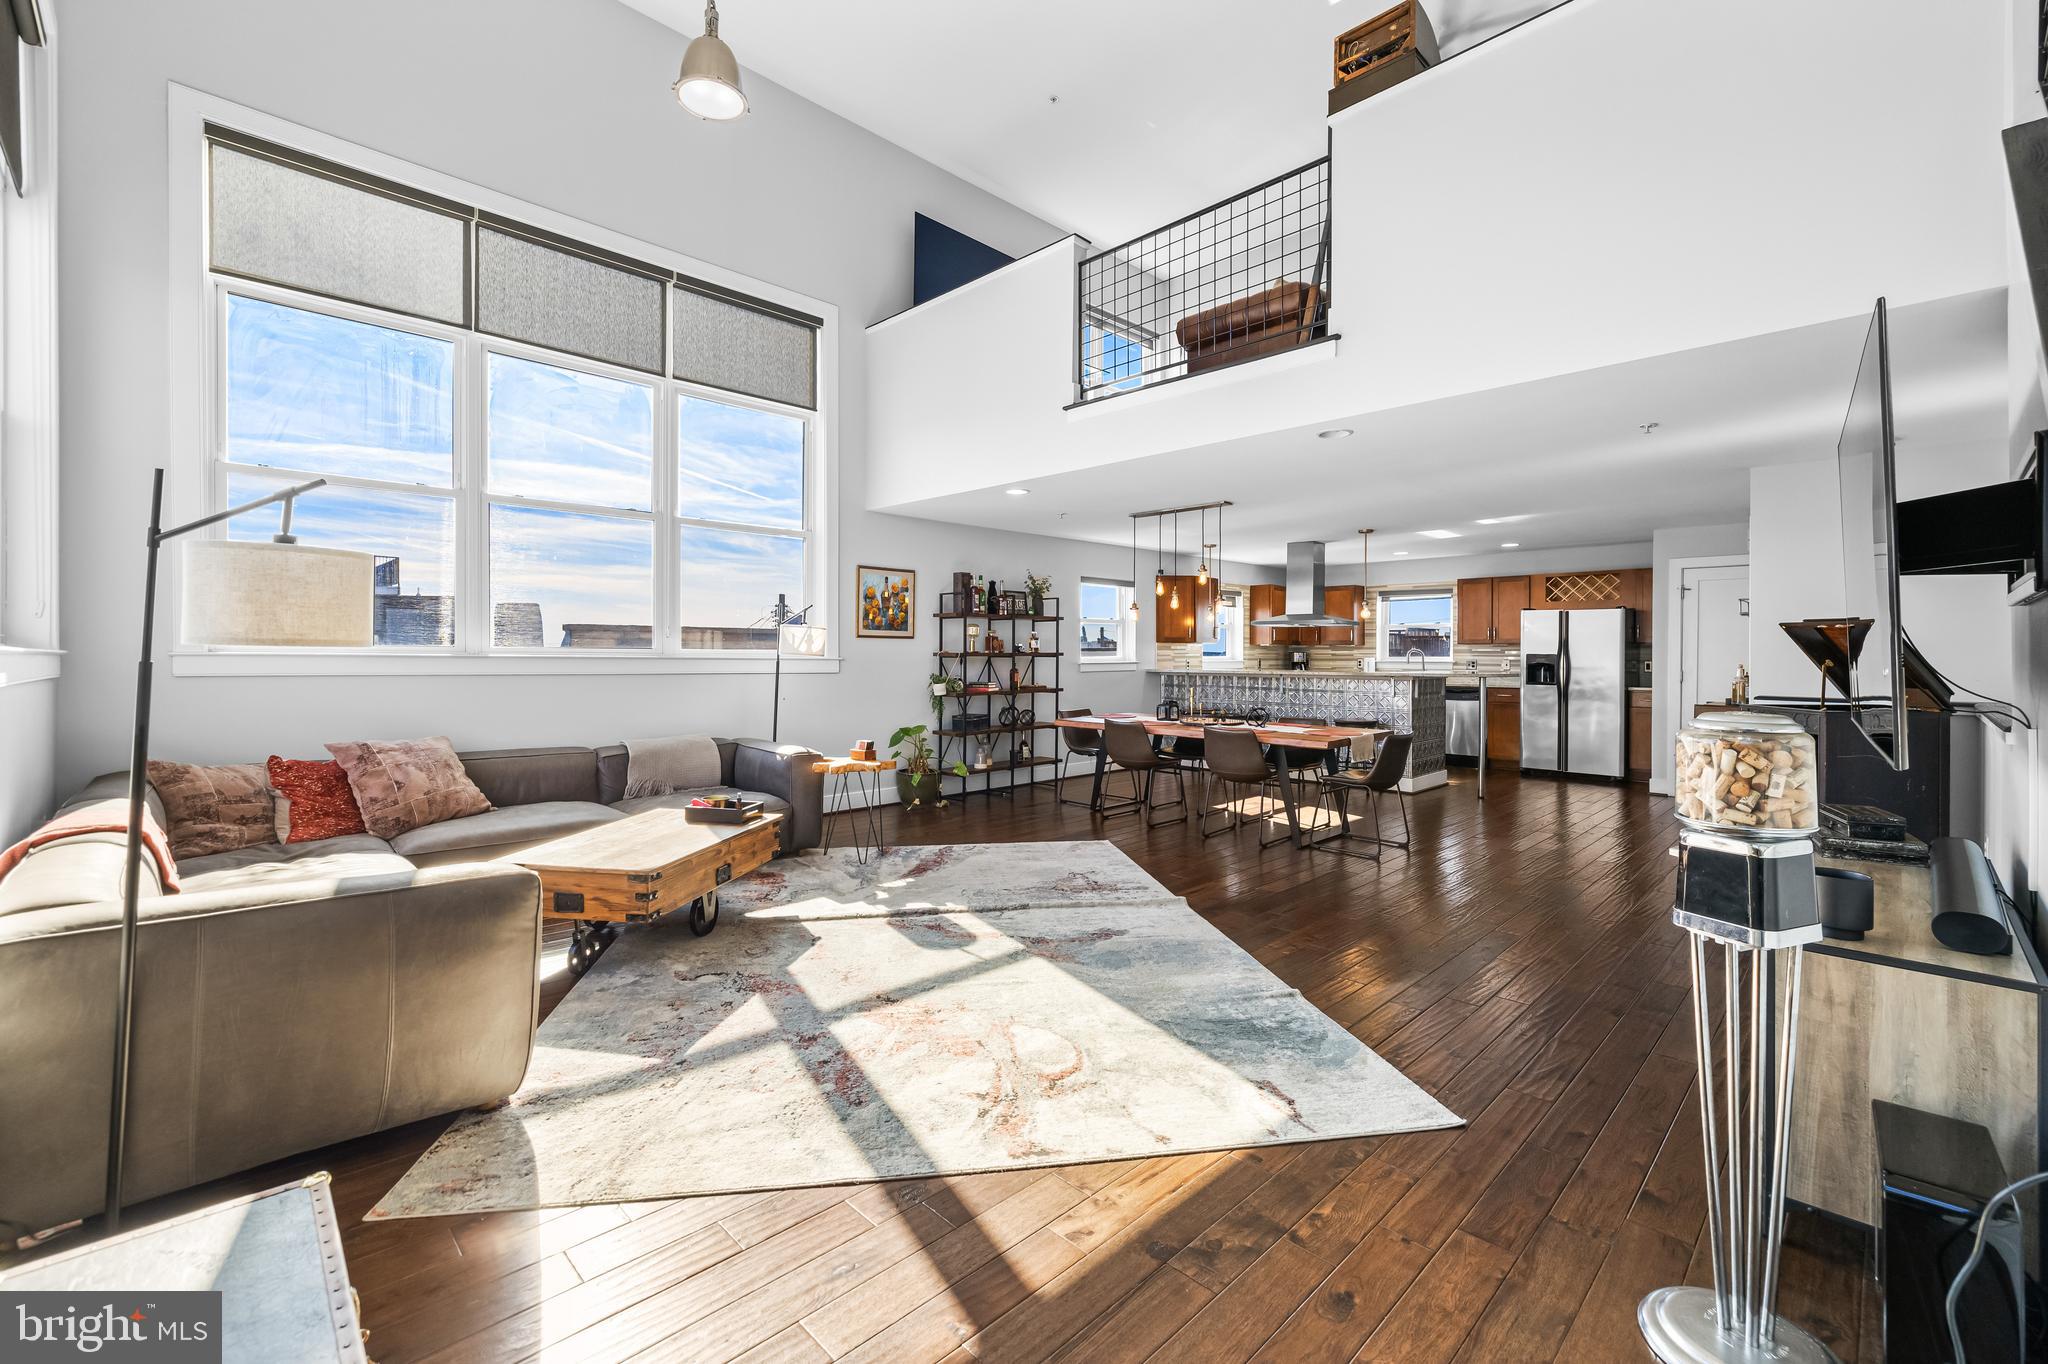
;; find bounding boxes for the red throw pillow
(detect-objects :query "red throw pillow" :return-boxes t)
[267,756,369,844]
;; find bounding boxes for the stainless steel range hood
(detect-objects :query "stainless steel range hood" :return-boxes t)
[1263,540,1357,628]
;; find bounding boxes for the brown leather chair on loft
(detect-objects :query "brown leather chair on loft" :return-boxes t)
[1056,707,1106,809]
[1307,732,1414,860]
[1198,726,1296,847]
[1175,279,1326,375]
[1102,718,1189,826]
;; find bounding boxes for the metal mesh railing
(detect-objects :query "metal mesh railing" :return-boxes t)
[1075,156,1330,403]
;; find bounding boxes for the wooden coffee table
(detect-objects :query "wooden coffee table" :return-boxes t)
[514,806,785,974]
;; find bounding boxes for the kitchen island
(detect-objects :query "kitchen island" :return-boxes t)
[1152,669,1447,791]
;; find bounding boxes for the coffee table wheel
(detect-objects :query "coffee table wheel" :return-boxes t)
[567,921,617,976]
[690,895,718,937]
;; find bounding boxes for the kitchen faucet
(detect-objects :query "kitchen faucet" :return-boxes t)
[1406,647,1425,668]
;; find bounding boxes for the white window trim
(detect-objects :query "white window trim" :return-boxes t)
[0,17,59,675]
[1078,576,1135,670]
[1378,585,1456,671]
[1201,587,1245,667]
[165,85,840,677]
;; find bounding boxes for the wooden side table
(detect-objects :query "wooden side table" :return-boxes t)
[813,758,894,864]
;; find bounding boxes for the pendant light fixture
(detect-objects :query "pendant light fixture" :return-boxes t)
[1358,528,1375,622]
[1154,515,1165,597]
[673,0,750,122]
[1168,514,1180,611]
[1195,507,1210,586]
[1128,518,1141,623]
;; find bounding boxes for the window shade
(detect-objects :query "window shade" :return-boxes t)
[208,143,468,325]
[476,226,666,374]
[673,284,817,409]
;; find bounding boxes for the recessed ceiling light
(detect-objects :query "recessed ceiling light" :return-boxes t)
[1003,487,1030,496]
[1393,550,1409,556]
[1417,529,1460,539]
[1317,428,1354,440]
[1501,542,1520,548]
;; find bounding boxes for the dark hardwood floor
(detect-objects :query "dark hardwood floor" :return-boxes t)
[62,769,1877,1361]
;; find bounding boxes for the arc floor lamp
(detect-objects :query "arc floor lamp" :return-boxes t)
[104,468,372,1232]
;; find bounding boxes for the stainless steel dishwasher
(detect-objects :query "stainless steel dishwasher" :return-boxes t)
[1446,686,1481,761]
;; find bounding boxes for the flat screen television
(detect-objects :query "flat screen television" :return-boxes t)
[1834,298,1908,770]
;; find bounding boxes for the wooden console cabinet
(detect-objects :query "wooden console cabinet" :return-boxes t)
[1788,858,2046,1238]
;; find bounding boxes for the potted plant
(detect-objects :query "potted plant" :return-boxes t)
[929,670,964,724]
[892,724,967,809]
[1024,571,1053,616]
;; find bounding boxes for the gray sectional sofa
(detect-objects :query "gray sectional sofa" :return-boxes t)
[0,737,822,1240]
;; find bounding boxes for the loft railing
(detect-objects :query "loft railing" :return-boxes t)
[1073,155,1331,404]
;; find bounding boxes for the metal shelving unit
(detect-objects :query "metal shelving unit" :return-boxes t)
[932,591,1062,801]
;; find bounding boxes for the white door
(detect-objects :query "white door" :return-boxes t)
[1681,563,1750,715]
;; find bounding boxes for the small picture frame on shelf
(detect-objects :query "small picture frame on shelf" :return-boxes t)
[1000,590,1031,617]
[856,566,915,639]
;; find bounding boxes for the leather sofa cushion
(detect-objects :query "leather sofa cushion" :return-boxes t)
[180,835,413,894]
[389,800,623,869]
[0,829,163,916]
[456,746,602,808]
[609,788,794,851]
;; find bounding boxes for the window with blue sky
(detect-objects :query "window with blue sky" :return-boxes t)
[1079,579,1132,661]
[207,134,819,656]
[1382,590,1454,659]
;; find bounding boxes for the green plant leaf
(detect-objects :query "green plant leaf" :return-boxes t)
[889,724,923,747]
[949,760,970,776]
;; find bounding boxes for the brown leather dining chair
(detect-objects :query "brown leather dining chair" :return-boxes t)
[1102,718,1188,826]
[1057,708,1105,809]
[1307,732,1414,859]
[1199,725,1294,847]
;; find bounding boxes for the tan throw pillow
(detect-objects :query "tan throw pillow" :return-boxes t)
[325,736,491,839]
[145,760,276,860]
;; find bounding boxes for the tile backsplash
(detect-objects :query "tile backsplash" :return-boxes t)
[1155,581,1523,677]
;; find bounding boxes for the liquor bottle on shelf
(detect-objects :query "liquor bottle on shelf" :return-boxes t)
[973,575,985,614]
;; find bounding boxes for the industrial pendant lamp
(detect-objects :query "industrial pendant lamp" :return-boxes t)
[1195,507,1210,586]
[1154,516,1165,597]
[1358,529,1374,621]
[1128,518,1141,623]
[673,0,749,122]
[1168,514,1181,610]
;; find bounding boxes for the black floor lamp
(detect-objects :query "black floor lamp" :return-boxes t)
[760,593,815,744]
[104,469,373,1233]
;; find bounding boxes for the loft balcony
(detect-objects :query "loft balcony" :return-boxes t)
[1075,157,1334,405]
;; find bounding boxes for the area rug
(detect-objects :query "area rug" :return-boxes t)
[368,842,1459,1220]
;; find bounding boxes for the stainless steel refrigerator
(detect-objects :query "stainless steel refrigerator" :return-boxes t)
[1520,607,1628,779]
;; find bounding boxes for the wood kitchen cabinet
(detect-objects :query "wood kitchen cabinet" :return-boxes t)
[1627,688,1652,781]
[1455,578,1494,645]
[1486,687,1521,764]
[1153,576,1201,643]
[1320,585,1363,645]
[1247,582,1291,645]
[1454,576,1530,645]
[1622,568,1654,644]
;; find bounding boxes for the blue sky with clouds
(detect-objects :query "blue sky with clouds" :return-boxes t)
[225,294,806,646]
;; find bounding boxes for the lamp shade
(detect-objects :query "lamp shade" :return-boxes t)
[674,31,748,120]
[181,540,374,647]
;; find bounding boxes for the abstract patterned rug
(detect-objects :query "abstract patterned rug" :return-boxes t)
[368,842,1459,1219]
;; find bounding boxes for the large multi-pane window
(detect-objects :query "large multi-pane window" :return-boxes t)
[204,127,822,655]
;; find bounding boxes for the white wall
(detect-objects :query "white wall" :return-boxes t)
[867,0,2012,509]
[1749,446,2013,843]
[1650,521,1749,794]
[50,0,1149,798]
[0,681,56,842]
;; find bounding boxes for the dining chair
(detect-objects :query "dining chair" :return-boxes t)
[1199,726,1294,847]
[1333,718,1384,773]
[1102,718,1188,826]
[1307,732,1414,859]
[1056,708,1106,809]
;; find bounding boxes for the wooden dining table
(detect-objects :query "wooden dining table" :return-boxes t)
[1054,714,1387,847]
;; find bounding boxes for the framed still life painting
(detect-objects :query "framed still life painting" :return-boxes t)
[856,566,916,638]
